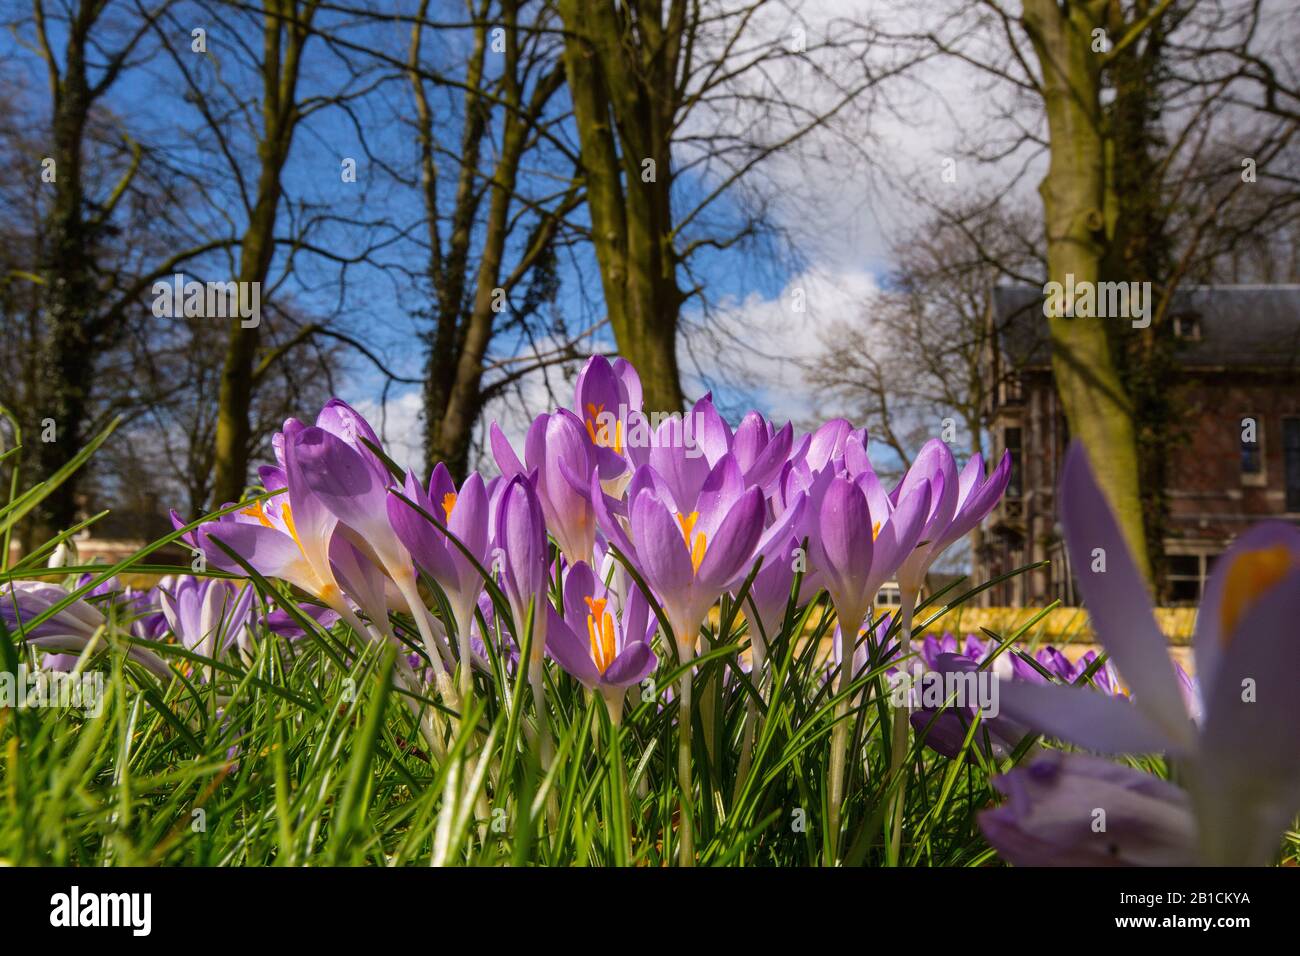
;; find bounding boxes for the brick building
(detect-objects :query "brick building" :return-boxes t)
[978,285,1300,607]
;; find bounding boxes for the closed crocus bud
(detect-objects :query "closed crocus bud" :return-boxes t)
[979,751,1198,866]
[160,576,254,659]
[492,411,596,566]
[2,581,103,647]
[495,473,551,659]
[813,475,931,639]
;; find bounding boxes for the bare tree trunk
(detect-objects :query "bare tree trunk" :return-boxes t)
[211,0,312,506]
[557,0,685,413]
[414,1,569,478]
[1023,0,1151,580]
[31,0,104,537]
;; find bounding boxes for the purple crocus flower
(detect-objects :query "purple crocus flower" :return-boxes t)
[182,437,350,626]
[592,449,768,864]
[495,472,556,742]
[980,751,1198,866]
[265,602,341,638]
[1,581,170,679]
[986,442,1300,865]
[387,462,491,697]
[74,572,124,598]
[573,354,642,485]
[894,442,1012,606]
[905,653,1027,762]
[125,588,170,642]
[813,474,931,645]
[160,576,255,659]
[545,561,657,725]
[492,410,596,565]
[594,456,767,652]
[495,473,551,659]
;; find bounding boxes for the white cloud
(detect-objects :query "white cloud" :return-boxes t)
[682,265,882,426]
[351,390,424,475]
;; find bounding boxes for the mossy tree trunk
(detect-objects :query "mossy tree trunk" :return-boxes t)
[211,0,314,507]
[557,0,686,414]
[415,0,569,480]
[1023,0,1152,581]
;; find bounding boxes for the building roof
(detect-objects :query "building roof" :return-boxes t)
[993,284,1300,370]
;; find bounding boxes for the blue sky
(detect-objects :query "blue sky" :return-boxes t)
[1,0,1040,474]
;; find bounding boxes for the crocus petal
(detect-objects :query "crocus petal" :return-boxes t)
[649,425,710,512]
[995,679,1180,756]
[329,535,392,632]
[843,432,871,478]
[1191,567,1300,865]
[1060,443,1196,750]
[591,467,635,559]
[314,398,388,481]
[202,522,310,586]
[630,491,694,598]
[870,480,932,589]
[292,427,400,567]
[258,465,287,492]
[690,395,732,465]
[446,472,490,571]
[696,486,765,591]
[490,421,526,478]
[980,752,1198,867]
[731,412,768,473]
[1192,521,1300,693]
[388,471,458,585]
[805,419,852,471]
[694,454,745,540]
[562,561,598,625]
[943,450,1012,547]
[544,606,601,687]
[602,641,657,688]
[743,421,793,492]
[816,477,874,632]
[613,357,642,412]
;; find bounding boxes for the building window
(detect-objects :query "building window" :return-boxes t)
[1173,314,1202,340]
[1004,426,1022,498]
[1004,372,1022,404]
[1167,553,1215,605]
[1285,417,1300,512]
[1240,415,1263,478]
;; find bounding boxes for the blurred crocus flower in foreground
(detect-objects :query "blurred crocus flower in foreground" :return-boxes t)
[1,581,171,679]
[981,442,1300,866]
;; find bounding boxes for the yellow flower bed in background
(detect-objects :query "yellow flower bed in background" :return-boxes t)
[904,604,1199,646]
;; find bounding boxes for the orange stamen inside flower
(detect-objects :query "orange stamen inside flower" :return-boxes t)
[585,595,616,673]
[442,492,457,524]
[584,402,625,455]
[240,501,274,529]
[872,521,881,540]
[676,511,707,573]
[1219,545,1293,646]
[280,503,303,552]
